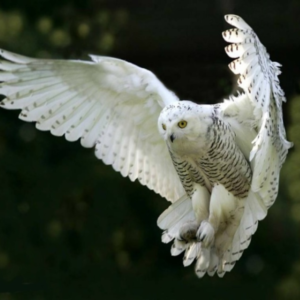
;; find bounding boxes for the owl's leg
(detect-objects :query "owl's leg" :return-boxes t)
[178,184,210,240]
[191,183,210,223]
[197,220,215,248]
[197,184,243,249]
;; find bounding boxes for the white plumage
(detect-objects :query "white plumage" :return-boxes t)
[0,15,292,277]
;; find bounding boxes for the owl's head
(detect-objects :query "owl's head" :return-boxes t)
[158,101,214,154]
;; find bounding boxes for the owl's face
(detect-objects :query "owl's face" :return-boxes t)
[158,101,214,155]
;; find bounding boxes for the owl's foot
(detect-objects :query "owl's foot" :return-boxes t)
[178,221,198,242]
[169,221,198,256]
[197,220,215,248]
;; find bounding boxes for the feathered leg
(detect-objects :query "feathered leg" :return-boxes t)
[197,184,244,252]
[179,183,210,240]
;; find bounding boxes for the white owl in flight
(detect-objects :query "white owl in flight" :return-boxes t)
[0,15,292,277]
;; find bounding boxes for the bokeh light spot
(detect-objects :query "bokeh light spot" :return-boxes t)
[37,17,53,34]
[47,220,62,238]
[78,23,90,38]
[0,252,10,269]
[19,123,36,142]
[245,254,264,275]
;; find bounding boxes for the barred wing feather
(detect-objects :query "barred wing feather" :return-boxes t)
[0,49,185,202]
[223,14,292,207]
[217,14,292,273]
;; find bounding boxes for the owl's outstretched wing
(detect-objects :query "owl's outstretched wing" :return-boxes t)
[216,14,292,271]
[222,14,292,207]
[0,49,185,202]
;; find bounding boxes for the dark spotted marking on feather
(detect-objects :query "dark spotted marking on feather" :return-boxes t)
[240,237,251,245]
[163,230,173,241]
[225,261,236,266]
[232,250,244,256]
[196,269,206,275]
[172,241,184,251]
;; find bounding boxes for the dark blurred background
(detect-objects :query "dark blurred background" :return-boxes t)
[0,0,300,299]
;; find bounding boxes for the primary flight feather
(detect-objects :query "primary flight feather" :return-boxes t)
[0,14,292,277]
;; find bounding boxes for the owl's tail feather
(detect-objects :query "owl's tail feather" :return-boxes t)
[157,190,266,278]
[157,195,217,277]
[157,194,195,243]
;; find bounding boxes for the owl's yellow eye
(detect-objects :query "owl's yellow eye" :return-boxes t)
[162,123,166,130]
[178,120,187,128]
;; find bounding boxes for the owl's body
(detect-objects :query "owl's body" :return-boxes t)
[0,15,292,277]
[158,101,255,275]
[162,102,252,199]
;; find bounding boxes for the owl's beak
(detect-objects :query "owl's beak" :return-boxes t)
[170,133,175,143]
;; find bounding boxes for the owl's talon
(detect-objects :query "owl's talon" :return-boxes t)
[200,234,206,242]
[197,220,215,248]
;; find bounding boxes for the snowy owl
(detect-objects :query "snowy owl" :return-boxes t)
[0,15,292,277]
